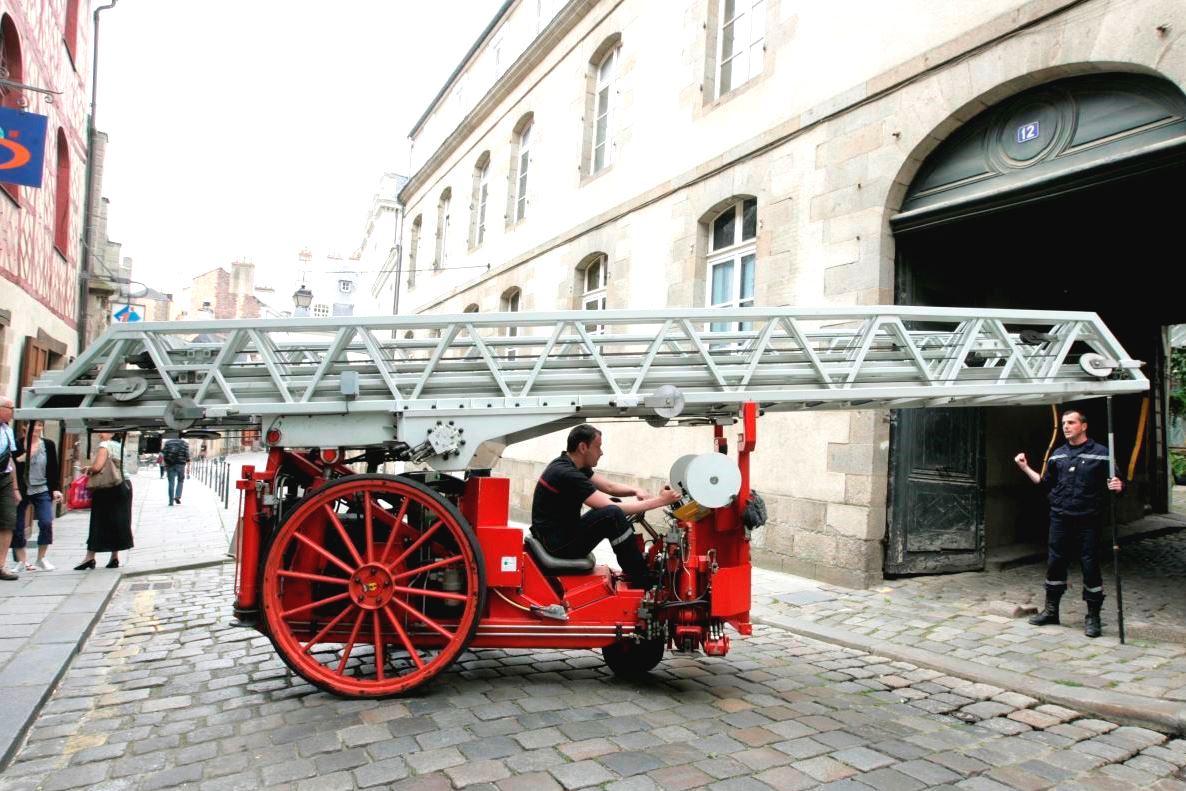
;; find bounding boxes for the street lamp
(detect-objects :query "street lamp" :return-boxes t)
[292,284,313,317]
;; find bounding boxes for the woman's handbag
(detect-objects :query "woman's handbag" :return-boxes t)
[86,457,124,490]
[68,475,93,509]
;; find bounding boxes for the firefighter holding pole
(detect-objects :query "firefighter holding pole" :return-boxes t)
[1014,409,1124,639]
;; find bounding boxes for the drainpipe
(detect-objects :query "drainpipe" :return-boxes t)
[76,0,120,352]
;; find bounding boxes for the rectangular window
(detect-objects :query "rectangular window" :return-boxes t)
[516,125,532,221]
[477,167,488,244]
[592,49,616,174]
[717,0,765,98]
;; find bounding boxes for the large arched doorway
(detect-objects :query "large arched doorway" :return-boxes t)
[886,72,1186,575]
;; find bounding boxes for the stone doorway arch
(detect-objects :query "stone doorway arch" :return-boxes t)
[885,71,1186,575]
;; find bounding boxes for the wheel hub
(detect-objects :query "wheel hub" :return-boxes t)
[349,563,396,610]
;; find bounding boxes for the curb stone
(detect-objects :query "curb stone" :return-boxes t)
[754,612,1186,736]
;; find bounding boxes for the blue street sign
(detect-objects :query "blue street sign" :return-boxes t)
[0,107,48,188]
[113,305,142,322]
[1016,121,1040,144]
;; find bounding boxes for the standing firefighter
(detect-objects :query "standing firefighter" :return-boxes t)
[1014,409,1123,638]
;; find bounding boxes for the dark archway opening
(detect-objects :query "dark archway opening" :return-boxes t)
[893,158,1185,570]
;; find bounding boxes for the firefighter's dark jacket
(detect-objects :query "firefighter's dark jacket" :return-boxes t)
[1040,438,1111,517]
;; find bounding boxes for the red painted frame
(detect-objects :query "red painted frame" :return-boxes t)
[234,404,758,661]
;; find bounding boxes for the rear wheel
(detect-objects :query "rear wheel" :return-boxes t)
[261,474,485,697]
[603,637,665,680]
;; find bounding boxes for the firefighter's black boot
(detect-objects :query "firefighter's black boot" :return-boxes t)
[1028,585,1063,626]
[1084,599,1103,638]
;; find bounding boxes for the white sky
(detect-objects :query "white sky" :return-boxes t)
[97,0,502,295]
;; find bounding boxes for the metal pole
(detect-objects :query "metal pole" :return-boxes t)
[1105,396,1125,644]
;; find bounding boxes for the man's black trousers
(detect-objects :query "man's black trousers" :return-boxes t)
[1044,512,1105,603]
[548,505,648,587]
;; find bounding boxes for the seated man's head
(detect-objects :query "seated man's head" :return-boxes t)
[566,424,603,468]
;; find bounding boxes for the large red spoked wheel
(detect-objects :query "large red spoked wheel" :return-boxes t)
[262,474,485,697]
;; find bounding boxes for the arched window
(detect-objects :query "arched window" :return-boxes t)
[589,42,618,174]
[463,303,479,313]
[470,152,490,248]
[64,0,81,61]
[714,0,765,98]
[576,253,608,333]
[499,287,521,357]
[1,15,24,203]
[53,129,70,256]
[707,197,757,331]
[508,114,533,224]
[434,188,451,269]
[407,215,422,288]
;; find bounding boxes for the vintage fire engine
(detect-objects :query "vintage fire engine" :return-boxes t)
[19,307,1146,698]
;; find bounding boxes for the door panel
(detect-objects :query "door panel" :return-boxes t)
[887,405,986,574]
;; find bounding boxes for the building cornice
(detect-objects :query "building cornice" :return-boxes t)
[400,0,601,205]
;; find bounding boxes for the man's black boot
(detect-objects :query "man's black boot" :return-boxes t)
[1084,600,1103,638]
[1028,586,1063,626]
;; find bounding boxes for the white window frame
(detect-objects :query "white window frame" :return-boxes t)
[707,199,757,333]
[476,162,489,245]
[407,216,421,288]
[500,288,521,359]
[716,0,766,98]
[515,123,532,222]
[436,191,451,269]
[312,303,330,318]
[337,279,353,294]
[580,254,608,333]
[591,48,616,174]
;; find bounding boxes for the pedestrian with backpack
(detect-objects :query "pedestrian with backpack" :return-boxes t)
[163,434,191,506]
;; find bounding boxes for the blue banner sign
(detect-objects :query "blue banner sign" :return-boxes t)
[0,107,48,188]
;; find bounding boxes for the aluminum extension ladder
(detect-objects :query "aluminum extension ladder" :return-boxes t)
[18,306,1148,470]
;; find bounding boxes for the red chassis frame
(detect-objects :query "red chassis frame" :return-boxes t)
[230,403,759,697]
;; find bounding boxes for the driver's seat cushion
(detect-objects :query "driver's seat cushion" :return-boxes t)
[524,535,595,574]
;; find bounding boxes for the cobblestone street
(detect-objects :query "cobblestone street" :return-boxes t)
[3,565,1186,791]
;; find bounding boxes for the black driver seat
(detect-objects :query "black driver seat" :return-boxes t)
[524,535,595,574]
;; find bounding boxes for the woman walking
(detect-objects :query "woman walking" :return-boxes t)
[74,432,133,570]
[14,421,62,571]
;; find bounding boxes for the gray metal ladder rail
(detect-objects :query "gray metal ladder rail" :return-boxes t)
[19,307,1147,431]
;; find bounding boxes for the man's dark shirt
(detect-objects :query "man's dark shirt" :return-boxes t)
[531,452,596,548]
[1041,438,1111,517]
[162,438,191,466]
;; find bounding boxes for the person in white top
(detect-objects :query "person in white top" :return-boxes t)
[0,397,20,581]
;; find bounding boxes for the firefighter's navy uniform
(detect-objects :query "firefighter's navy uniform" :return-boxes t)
[1035,437,1112,634]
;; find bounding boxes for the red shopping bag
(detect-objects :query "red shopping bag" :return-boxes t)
[67,474,93,509]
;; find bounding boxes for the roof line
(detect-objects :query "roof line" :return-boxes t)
[408,0,516,140]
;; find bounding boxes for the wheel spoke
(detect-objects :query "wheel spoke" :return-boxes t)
[281,591,350,619]
[392,554,464,582]
[387,520,443,572]
[391,584,468,602]
[383,604,426,671]
[302,603,356,653]
[324,504,364,567]
[336,609,367,675]
[372,611,385,682]
[278,569,349,586]
[293,531,355,576]
[363,493,375,563]
[390,595,455,640]
[378,496,411,566]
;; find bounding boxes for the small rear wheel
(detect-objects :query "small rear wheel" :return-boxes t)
[603,637,665,680]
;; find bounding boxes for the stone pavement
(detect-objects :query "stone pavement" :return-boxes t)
[4,456,1186,784]
[0,457,240,768]
[748,528,1186,735]
[3,563,1186,791]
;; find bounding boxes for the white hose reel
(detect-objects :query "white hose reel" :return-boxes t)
[669,453,742,509]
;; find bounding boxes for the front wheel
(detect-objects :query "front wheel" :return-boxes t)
[603,637,665,680]
[261,474,485,698]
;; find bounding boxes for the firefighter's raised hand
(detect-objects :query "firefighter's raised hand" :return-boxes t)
[1107,476,1123,493]
[1014,452,1028,468]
